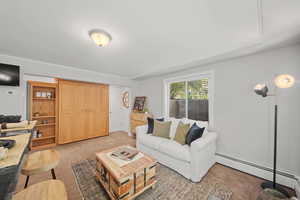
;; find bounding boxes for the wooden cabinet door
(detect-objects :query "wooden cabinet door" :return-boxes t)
[98,85,109,136]
[58,80,83,144]
[83,83,106,138]
[58,80,109,144]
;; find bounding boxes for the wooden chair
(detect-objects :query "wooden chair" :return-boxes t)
[13,180,67,200]
[21,149,60,188]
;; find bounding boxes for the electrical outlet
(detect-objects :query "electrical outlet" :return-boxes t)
[7,90,14,95]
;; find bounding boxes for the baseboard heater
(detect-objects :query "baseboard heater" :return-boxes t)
[295,176,300,198]
[216,153,295,181]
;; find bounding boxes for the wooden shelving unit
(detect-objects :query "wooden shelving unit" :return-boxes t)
[28,81,58,150]
[32,115,56,119]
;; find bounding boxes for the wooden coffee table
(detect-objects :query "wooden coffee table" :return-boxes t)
[95,145,157,200]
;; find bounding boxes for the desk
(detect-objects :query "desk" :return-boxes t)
[0,123,35,200]
[0,121,37,137]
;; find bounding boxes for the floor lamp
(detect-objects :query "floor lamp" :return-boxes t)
[254,74,295,197]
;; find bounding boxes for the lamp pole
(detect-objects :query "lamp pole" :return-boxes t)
[254,73,296,198]
[260,103,290,197]
[273,104,277,188]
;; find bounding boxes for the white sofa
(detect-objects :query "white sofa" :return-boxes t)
[136,118,217,182]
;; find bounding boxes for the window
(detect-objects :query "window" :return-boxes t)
[165,72,213,123]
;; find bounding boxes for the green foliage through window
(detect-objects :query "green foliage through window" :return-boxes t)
[188,79,208,99]
[170,79,208,100]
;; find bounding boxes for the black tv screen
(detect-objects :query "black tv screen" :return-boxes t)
[0,63,20,86]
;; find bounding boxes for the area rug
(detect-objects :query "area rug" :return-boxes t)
[72,160,232,200]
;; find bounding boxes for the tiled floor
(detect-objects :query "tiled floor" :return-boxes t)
[16,132,294,200]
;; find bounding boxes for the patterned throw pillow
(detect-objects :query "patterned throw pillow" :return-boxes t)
[174,121,190,145]
[152,120,172,139]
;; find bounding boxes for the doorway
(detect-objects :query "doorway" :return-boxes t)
[109,85,131,134]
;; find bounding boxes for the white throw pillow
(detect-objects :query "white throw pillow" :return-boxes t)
[168,118,182,139]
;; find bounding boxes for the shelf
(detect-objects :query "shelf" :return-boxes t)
[36,123,56,127]
[33,98,56,101]
[32,115,56,119]
[29,81,58,150]
[32,136,55,141]
[31,143,56,150]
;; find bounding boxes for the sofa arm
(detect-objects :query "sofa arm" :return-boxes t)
[136,125,148,149]
[191,132,217,152]
[190,132,217,182]
[136,125,148,135]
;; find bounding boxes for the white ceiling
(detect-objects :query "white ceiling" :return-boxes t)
[0,0,300,79]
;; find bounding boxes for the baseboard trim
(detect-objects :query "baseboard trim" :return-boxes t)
[216,153,297,189]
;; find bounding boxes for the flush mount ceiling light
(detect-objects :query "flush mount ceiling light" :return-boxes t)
[89,29,112,47]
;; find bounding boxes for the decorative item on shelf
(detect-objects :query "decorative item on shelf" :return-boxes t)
[33,112,40,117]
[36,91,42,98]
[42,120,49,124]
[254,74,295,198]
[122,91,130,108]
[0,147,8,161]
[37,131,43,138]
[41,92,47,98]
[46,92,52,99]
[133,96,146,112]
[33,130,37,138]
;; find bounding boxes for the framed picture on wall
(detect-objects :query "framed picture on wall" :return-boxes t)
[133,96,146,112]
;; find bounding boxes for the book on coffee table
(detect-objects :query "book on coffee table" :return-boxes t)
[111,147,139,161]
[95,145,157,200]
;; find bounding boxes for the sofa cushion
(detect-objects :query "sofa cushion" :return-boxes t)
[159,140,190,162]
[138,134,169,150]
[174,121,190,145]
[153,121,171,139]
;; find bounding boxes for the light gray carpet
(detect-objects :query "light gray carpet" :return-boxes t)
[72,160,232,200]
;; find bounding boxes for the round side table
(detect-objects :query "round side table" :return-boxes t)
[21,149,60,188]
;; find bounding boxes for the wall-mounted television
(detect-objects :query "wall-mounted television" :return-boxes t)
[0,63,20,86]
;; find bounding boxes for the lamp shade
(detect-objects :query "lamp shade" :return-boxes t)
[254,83,268,97]
[274,74,295,88]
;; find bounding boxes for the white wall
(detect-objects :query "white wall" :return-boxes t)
[0,54,136,118]
[109,85,131,134]
[133,44,300,179]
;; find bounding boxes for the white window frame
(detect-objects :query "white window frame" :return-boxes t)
[164,70,214,128]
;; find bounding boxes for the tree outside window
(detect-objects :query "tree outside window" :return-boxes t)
[169,78,208,121]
